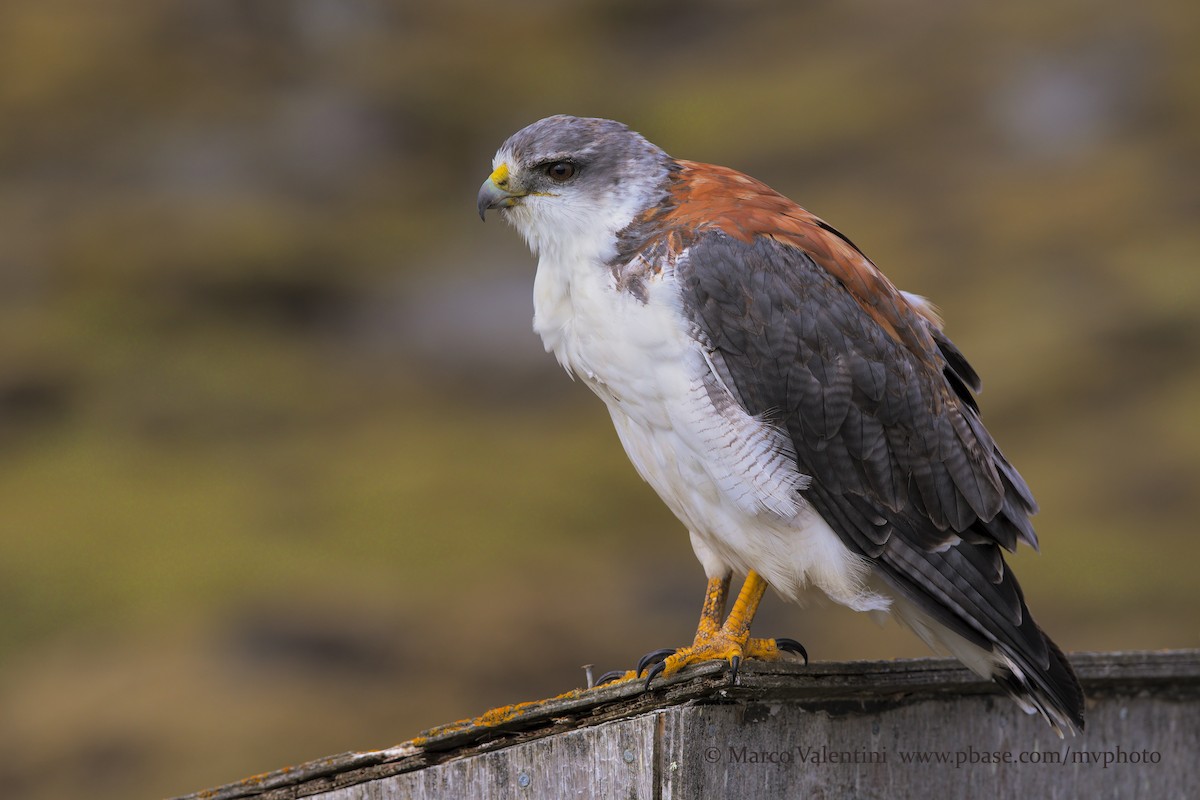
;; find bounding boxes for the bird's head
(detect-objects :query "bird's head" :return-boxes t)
[477,115,673,258]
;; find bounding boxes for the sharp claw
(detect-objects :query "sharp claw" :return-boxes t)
[774,637,809,664]
[643,659,667,690]
[729,654,741,683]
[636,647,677,677]
[594,670,628,686]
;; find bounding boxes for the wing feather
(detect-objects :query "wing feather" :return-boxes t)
[670,227,1083,725]
[613,157,1080,731]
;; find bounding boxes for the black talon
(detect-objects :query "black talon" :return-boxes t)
[636,647,677,677]
[643,659,667,690]
[774,637,809,664]
[729,654,741,683]
[594,669,628,686]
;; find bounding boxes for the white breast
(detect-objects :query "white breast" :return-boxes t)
[530,248,889,614]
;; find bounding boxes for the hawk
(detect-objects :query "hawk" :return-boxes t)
[477,115,1084,734]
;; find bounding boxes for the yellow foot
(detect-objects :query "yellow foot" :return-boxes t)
[592,572,807,691]
[641,634,807,688]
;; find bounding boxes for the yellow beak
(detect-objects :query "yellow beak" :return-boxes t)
[477,163,524,220]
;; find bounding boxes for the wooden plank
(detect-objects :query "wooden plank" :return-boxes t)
[173,650,1200,800]
[315,714,658,800]
[659,682,1198,799]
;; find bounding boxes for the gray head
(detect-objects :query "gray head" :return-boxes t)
[477,115,674,258]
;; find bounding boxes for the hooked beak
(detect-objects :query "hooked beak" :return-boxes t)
[477,163,524,220]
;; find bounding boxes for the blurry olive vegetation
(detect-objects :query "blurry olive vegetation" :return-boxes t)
[0,2,1198,799]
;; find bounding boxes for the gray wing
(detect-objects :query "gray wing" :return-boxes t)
[676,230,1083,730]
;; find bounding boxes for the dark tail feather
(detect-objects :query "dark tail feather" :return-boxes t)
[877,535,1086,735]
[993,628,1085,736]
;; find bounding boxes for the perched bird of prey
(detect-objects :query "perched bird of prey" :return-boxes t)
[477,115,1084,734]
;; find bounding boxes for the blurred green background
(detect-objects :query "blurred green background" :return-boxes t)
[1,1,1197,798]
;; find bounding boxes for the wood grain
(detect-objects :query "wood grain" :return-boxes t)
[173,650,1200,800]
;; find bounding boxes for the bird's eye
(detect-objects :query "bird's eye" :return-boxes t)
[545,161,576,182]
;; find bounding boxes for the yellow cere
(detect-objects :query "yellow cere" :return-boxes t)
[488,163,510,189]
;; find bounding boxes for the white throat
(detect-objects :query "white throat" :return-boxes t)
[499,174,661,375]
[523,203,631,377]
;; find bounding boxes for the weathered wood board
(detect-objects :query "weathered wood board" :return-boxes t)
[175,650,1200,799]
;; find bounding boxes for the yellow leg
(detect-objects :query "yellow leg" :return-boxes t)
[723,569,768,640]
[599,575,732,686]
[649,570,800,682]
[694,574,731,642]
[591,571,803,690]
